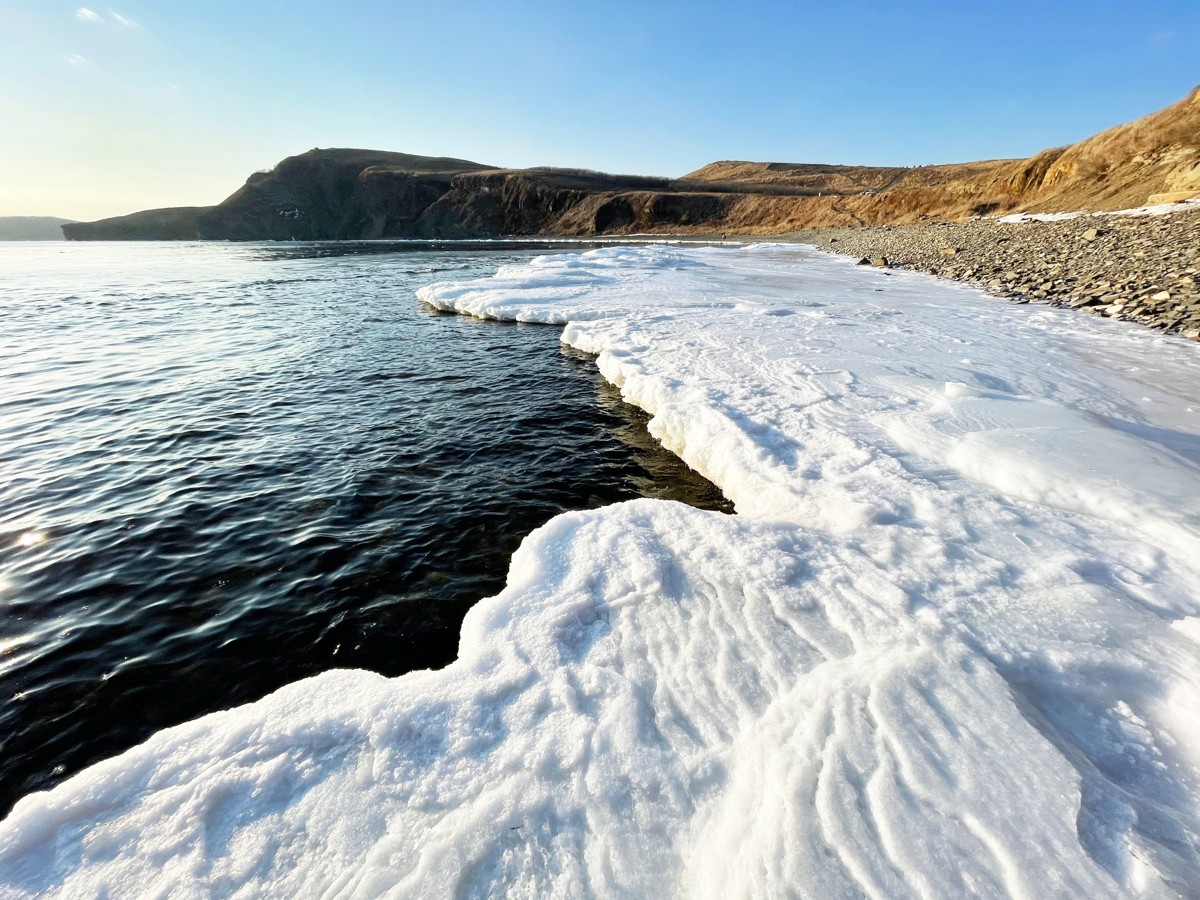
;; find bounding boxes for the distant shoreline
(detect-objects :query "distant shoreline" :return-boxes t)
[0,216,75,241]
[21,207,1200,338]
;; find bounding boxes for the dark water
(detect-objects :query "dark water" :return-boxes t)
[0,241,728,816]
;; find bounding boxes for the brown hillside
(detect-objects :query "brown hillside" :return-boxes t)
[1017,85,1200,211]
[678,86,1200,229]
[682,161,908,194]
[63,86,1200,240]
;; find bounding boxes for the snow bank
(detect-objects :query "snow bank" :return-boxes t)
[4,245,1200,898]
[997,210,1084,223]
[997,197,1200,223]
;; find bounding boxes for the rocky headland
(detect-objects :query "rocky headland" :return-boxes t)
[62,86,1200,243]
[55,86,1200,339]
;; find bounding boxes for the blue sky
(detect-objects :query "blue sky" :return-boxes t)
[1,0,1197,219]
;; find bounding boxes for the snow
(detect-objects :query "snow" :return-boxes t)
[996,210,1084,223]
[996,197,1200,222]
[4,245,1200,898]
[1104,198,1200,217]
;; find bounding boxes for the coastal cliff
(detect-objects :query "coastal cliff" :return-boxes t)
[62,85,1200,241]
[195,149,493,240]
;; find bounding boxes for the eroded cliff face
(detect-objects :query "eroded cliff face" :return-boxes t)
[551,191,739,235]
[194,150,491,240]
[63,86,1200,241]
[413,171,592,238]
[344,169,455,238]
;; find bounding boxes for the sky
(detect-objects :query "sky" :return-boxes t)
[1,0,1197,221]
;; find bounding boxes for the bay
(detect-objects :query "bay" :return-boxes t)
[0,240,728,815]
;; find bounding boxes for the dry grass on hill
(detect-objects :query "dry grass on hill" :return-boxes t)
[680,86,1200,231]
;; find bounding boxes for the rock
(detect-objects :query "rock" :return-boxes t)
[870,257,889,267]
[1151,290,1171,301]
[1082,227,1101,241]
[940,247,959,256]
[857,257,872,266]
[1148,191,1200,204]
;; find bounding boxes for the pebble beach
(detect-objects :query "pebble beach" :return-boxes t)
[790,201,1200,338]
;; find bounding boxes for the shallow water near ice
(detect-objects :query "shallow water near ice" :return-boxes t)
[3,243,1200,898]
[0,240,728,816]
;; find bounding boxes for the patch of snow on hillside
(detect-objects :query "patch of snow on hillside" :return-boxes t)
[998,197,1200,223]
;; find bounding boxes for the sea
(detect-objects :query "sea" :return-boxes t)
[0,240,729,816]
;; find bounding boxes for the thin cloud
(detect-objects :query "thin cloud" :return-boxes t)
[63,53,94,67]
[107,9,137,29]
[1150,30,1176,43]
[77,6,139,29]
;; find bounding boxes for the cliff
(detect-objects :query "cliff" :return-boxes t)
[195,149,493,240]
[62,85,1200,240]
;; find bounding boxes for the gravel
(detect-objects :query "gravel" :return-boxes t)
[788,204,1200,339]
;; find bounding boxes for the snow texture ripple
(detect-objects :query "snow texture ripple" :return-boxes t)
[3,244,1200,898]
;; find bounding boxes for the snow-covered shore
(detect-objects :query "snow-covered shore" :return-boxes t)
[790,201,1200,336]
[3,244,1199,897]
